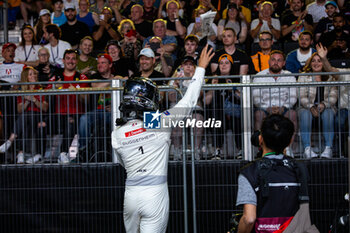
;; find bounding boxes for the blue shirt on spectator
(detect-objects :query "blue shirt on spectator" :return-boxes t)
[77,12,96,33]
[51,12,67,27]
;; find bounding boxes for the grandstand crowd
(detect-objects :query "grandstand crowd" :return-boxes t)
[0,0,349,164]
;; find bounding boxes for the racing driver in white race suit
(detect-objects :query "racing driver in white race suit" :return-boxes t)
[112,44,214,233]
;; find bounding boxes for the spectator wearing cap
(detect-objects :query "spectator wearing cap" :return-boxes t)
[286,31,316,74]
[251,31,274,73]
[134,48,166,86]
[221,0,251,24]
[218,3,247,44]
[306,0,328,24]
[0,43,25,88]
[51,0,67,27]
[188,5,218,50]
[34,9,52,45]
[281,0,313,42]
[143,19,177,60]
[43,24,72,68]
[158,0,185,19]
[169,56,205,160]
[60,3,91,49]
[315,1,339,42]
[15,25,41,67]
[162,1,186,40]
[63,0,79,12]
[77,0,99,33]
[250,1,281,43]
[211,28,252,75]
[106,40,136,77]
[142,0,158,22]
[145,36,173,77]
[77,36,97,76]
[78,53,122,156]
[47,49,90,164]
[130,4,153,41]
[92,6,121,50]
[319,13,350,49]
[118,19,142,61]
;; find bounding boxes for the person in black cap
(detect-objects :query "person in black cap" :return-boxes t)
[60,3,91,49]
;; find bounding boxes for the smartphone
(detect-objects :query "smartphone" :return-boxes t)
[195,17,201,23]
[99,14,104,21]
[149,42,160,53]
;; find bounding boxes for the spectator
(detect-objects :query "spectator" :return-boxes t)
[78,54,120,156]
[63,0,79,12]
[77,0,99,33]
[211,28,250,75]
[319,13,350,49]
[174,34,199,73]
[187,5,217,50]
[89,0,108,14]
[250,1,281,43]
[0,43,25,88]
[0,67,48,164]
[118,19,142,60]
[218,3,247,45]
[35,47,58,83]
[317,43,350,157]
[314,1,339,42]
[115,0,136,19]
[221,0,251,24]
[142,0,158,22]
[20,0,46,25]
[47,49,89,164]
[6,0,21,29]
[298,51,337,158]
[252,50,297,156]
[251,31,273,73]
[146,36,173,77]
[92,6,121,51]
[286,31,316,74]
[130,4,153,41]
[169,56,204,160]
[51,0,67,27]
[34,9,52,45]
[44,24,72,68]
[306,0,328,24]
[158,0,185,19]
[143,19,177,60]
[134,48,166,86]
[76,36,97,76]
[106,40,136,77]
[163,0,187,40]
[281,0,313,42]
[60,3,91,49]
[15,25,41,67]
[327,35,350,59]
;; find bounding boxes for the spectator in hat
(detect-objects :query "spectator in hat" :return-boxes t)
[51,0,67,27]
[130,4,153,41]
[15,25,41,67]
[118,19,142,61]
[76,36,97,76]
[34,9,52,45]
[0,43,25,88]
[43,24,72,68]
[218,3,247,45]
[250,1,281,43]
[60,3,91,49]
[77,0,99,33]
[163,0,186,39]
[92,6,121,50]
[315,1,339,42]
[63,0,79,12]
[106,40,136,77]
[221,0,251,24]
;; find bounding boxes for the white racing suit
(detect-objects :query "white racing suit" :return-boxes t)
[112,67,206,233]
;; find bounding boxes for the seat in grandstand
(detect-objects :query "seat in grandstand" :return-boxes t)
[329,59,350,68]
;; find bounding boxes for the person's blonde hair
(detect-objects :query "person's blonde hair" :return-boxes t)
[20,66,39,91]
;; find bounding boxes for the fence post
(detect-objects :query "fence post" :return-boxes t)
[242,75,253,161]
[3,1,8,44]
[111,80,121,163]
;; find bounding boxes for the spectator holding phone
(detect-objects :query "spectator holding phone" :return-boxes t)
[118,19,142,61]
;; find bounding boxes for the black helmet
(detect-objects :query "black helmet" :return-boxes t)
[119,77,160,116]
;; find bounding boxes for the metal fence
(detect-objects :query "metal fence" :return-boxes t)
[0,72,349,233]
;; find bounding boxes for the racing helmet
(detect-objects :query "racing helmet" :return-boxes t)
[119,77,160,115]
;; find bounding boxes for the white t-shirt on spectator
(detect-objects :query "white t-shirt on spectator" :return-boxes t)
[14,45,41,62]
[250,18,281,42]
[306,2,327,23]
[297,48,313,67]
[44,40,71,68]
[0,63,25,83]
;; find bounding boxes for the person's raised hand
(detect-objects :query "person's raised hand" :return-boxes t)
[316,43,327,59]
[198,44,214,69]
